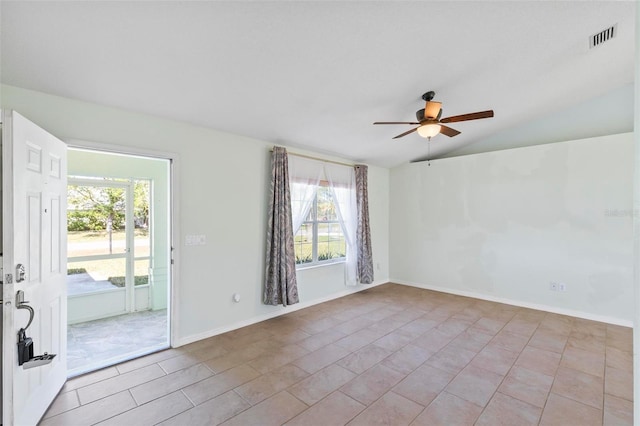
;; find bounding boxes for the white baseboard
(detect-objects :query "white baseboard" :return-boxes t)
[173,279,388,347]
[393,279,633,328]
[174,277,632,348]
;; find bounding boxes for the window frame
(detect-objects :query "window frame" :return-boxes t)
[294,181,346,269]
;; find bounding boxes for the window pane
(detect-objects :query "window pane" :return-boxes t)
[134,259,150,286]
[317,223,331,261]
[134,180,151,257]
[291,182,316,222]
[294,223,313,264]
[316,186,337,221]
[317,222,345,261]
[328,223,346,259]
[67,184,127,258]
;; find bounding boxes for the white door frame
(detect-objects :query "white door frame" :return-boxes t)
[66,140,180,349]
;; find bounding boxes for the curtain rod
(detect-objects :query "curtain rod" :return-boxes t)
[271,149,355,168]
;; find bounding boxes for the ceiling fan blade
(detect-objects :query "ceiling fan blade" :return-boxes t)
[439,125,461,137]
[373,121,420,125]
[393,127,419,139]
[424,101,442,119]
[440,110,494,123]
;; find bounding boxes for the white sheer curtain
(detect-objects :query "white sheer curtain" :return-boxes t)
[325,163,357,285]
[288,156,323,233]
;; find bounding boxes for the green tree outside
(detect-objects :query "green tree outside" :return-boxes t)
[67,181,150,253]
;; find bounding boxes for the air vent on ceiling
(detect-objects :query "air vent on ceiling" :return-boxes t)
[589,24,617,49]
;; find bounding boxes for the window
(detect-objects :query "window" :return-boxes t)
[293,182,346,266]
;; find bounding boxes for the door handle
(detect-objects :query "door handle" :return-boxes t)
[16,290,34,331]
[16,264,25,283]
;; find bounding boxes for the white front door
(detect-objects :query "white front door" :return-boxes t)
[2,110,68,426]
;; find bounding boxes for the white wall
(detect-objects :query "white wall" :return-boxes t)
[390,133,634,324]
[1,85,390,346]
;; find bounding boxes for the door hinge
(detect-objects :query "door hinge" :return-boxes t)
[5,273,13,284]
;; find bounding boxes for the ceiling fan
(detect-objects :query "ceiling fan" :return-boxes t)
[374,91,494,140]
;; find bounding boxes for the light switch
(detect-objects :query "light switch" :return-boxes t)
[185,234,206,246]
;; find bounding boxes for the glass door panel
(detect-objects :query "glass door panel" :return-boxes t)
[67,183,128,258]
[134,258,150,286]
[133,180,151,258]
[67,181,130,307]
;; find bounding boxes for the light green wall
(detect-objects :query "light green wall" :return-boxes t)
[68,149,170,310]
[1,84,390,345]
[390,133,634,324]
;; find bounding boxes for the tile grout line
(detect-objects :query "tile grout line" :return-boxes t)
[337,305,491,421]
[471,310,546,424]
[46,286,631,426]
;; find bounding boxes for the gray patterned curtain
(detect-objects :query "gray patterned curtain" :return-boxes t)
[264,147,299,306]
[355,165,374,284]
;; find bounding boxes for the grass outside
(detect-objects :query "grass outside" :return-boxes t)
[68,229,150,258]
[294,235,346,264]
[68,229,151,287]
[68,258,150,287]
[67,229,148,242]
[67,257,149,277]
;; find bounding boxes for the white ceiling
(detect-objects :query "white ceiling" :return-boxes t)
[0,1,636,168]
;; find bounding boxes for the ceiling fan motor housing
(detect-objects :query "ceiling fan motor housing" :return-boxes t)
[421,91,436,101]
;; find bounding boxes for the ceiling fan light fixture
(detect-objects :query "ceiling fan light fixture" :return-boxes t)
[424,101,442,119]
[417,123,441,138]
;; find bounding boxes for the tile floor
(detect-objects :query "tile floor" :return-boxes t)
[68,309,168,376]
[42,284,633,425]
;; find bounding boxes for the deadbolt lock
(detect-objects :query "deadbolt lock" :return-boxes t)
[16,264,25,283]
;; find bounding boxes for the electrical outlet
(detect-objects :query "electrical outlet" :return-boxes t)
[558,282,566,292]
[549,282,558,291]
